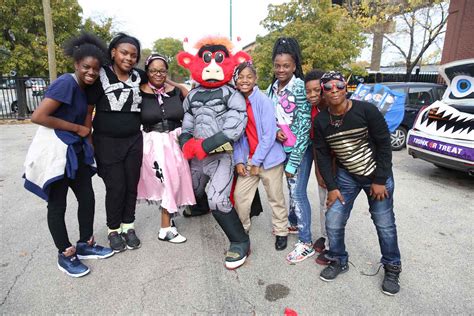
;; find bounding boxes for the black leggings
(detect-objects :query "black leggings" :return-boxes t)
[47,158,95,253]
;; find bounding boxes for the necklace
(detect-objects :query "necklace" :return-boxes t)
[329,100,350,128]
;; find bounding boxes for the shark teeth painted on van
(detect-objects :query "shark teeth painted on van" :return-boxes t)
[414,101,474,141]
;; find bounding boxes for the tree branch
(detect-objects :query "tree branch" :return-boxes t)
[383,35,408,60]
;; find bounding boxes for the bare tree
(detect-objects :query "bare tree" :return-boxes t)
[383,1,449,81]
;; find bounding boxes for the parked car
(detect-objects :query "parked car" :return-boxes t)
[31,78,47,96]
[0,79,15,89]
[10,99,37,113]
[364,82,446,150]
[407,59,474,175]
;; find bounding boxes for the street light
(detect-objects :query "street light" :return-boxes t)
[229,0,232,40]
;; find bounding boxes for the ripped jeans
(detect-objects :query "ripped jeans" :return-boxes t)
[287,146,313,244]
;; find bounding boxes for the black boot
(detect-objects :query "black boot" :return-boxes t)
[382,264,401,296]
[212,208,250,270]
[184,194,210,217]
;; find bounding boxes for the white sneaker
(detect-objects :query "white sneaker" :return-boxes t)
[158,227,187,244]
[286,241,315,263]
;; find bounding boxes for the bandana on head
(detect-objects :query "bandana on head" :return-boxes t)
[145,54,168,70]
[321,71,346,84]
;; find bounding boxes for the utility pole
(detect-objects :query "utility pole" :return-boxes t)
[229,0,233,40]
[42,0,57,81]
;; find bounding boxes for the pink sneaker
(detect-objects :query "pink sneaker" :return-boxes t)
[286,241,315,263]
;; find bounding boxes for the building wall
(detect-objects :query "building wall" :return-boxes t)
[441,0,474,64]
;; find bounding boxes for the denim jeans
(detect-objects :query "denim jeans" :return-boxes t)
[325,167,401,265]
[287,146,313,243]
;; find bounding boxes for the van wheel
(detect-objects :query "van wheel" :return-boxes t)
[10,101,18,113]
[391,126,407,151]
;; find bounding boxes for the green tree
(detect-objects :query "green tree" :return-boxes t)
[152,37,189,82]
[82,17,116,44]
[345,0,448,78]
[382,1,449,81]
[0,0,115,76]
[137,48,152,70]
[252,0,366,88]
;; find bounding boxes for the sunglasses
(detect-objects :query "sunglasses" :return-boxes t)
[322,81,346,91]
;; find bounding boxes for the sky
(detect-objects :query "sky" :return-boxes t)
[77,0,288,50]
[76,0,445,67]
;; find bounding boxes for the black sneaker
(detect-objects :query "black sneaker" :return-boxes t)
[275,236,288,251]
[108,231,126,253]
[382,264,401,296]
[320,260,349,282]
[122,229,141,250]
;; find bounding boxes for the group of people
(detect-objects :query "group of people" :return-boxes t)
[23,32,402,296]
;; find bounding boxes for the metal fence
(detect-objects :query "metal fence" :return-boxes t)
[346,71,444,93]
[0,72,444,120]
[0,76,49,120]
[361,71,442,84]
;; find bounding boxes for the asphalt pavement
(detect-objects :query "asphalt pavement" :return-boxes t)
[1,123,473,314]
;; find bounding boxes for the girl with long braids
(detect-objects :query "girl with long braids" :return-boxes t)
[86,33,146,253]
[24,32,114,277]
[266,37,314,262]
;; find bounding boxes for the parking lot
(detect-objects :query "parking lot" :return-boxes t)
[0,123,473,314]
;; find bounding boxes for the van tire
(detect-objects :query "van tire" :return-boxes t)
[391,126,407,151]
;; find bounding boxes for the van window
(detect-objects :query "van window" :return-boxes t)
[408,87,434,107]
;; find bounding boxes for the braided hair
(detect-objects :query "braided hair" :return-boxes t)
[271,37,304,83]
[63,32,108,65]
[233,61,257,85]
[108,32,141,64]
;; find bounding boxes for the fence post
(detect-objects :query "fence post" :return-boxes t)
[15,77,27,120]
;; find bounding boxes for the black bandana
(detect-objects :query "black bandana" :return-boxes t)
[321,71,346,84]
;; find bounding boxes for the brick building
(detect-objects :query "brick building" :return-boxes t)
[441,0,474,64]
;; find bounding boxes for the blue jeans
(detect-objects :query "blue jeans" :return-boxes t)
[325,168,401,265]
[287,146,313,243]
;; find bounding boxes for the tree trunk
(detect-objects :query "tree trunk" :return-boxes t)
[370,31,384,71]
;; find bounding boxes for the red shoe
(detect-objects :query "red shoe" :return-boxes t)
[313,237,326,253]
[272,226,298,236]
[315,250,330,265]
[287,226,298,235]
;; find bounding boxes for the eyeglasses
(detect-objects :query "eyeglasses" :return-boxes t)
[322,81,346,91]
[148,69,168,76]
